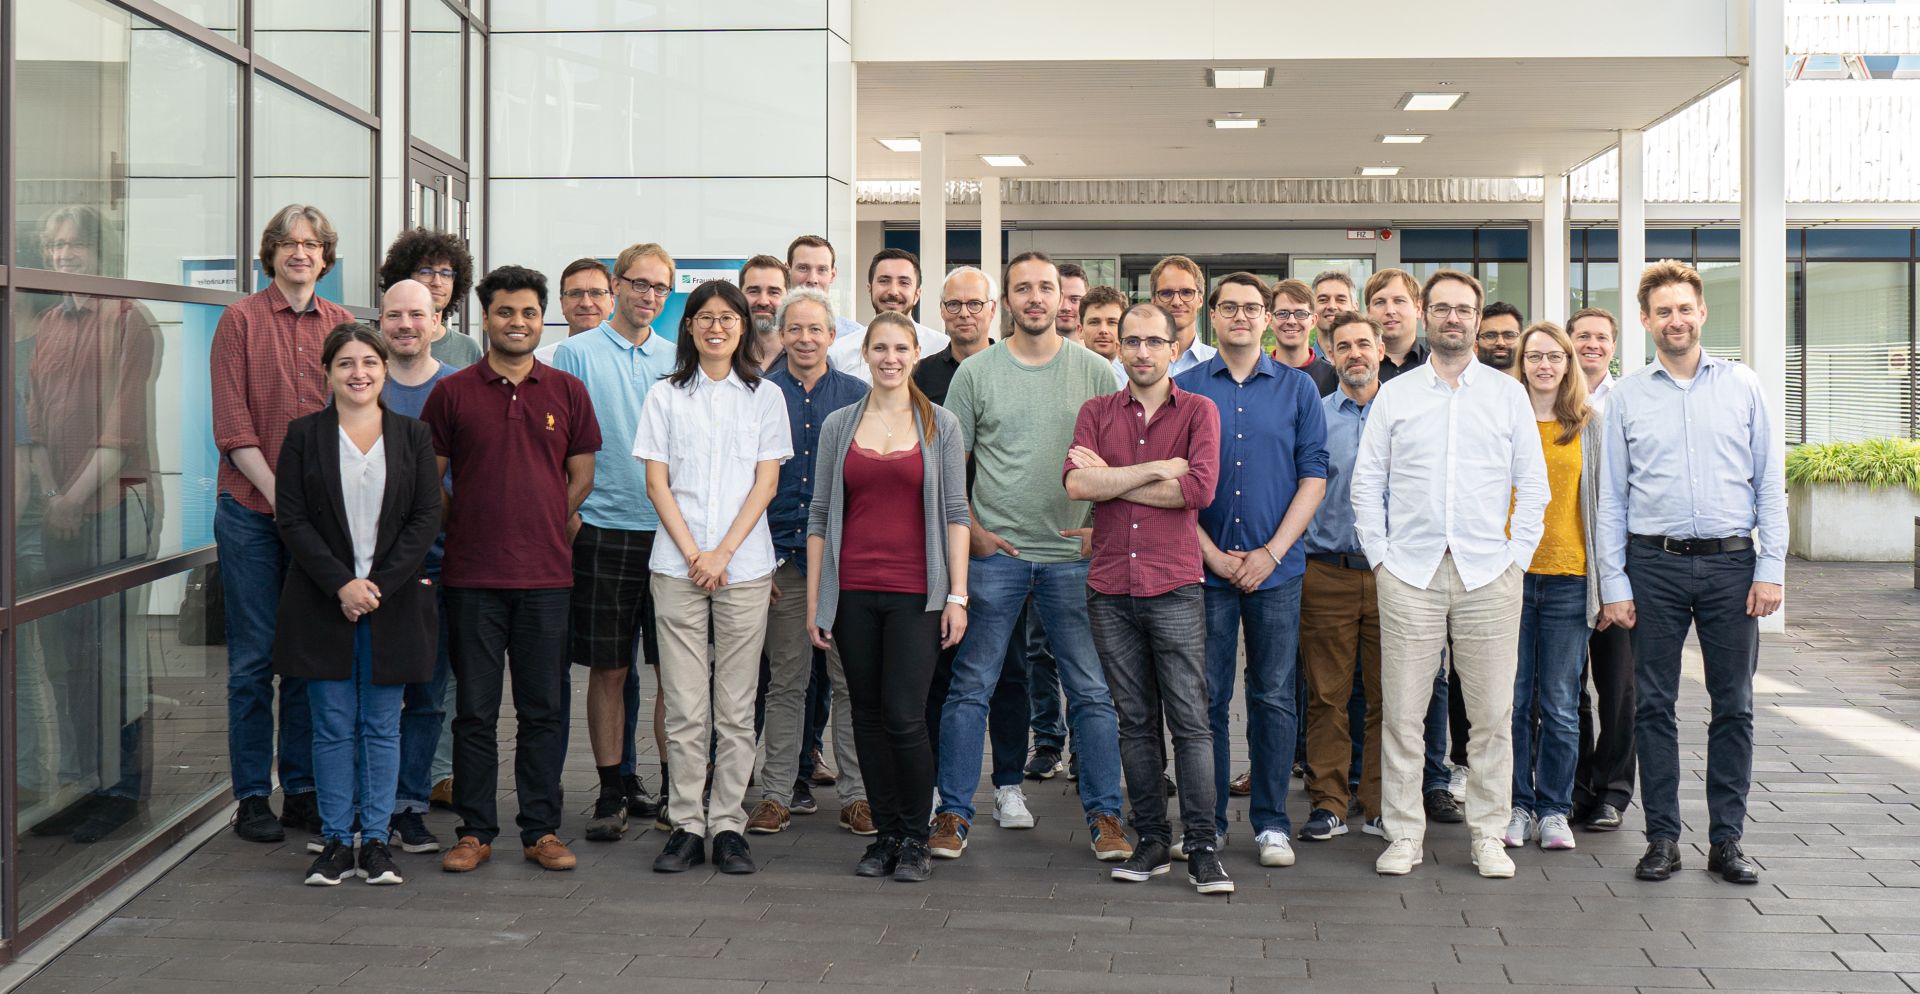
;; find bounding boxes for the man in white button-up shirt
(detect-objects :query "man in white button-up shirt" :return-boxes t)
[824,248,950,381]
[1351,269,1549,881]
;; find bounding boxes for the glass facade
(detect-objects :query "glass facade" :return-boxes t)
[1400,227,1530,318]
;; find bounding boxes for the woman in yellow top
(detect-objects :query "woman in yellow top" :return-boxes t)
[1502,321,1603,853]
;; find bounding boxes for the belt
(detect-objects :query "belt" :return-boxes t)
[1307,551,1371,571]
[1629,533,1754,556]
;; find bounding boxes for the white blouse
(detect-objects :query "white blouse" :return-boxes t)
[338,428,387,580]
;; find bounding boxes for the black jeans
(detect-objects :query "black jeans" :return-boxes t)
[1627,544,1759,845]
[445,586,571,846]
[835,590,941,842]
[1087,585,1215,849]
[1575,623,1638,812]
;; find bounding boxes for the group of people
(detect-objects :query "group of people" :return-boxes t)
[210,202,1785,895]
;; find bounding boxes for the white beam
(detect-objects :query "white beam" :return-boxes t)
[918,131,947,323]
[1744,0,1789,633]
[980,176,1002,301]
[1618,128,1648,371]
[1535,174,1568,325]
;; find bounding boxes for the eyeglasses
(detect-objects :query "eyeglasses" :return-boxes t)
[1213,302,1266,319]
[618,275,673,298]
[279,239,325,253]
[1270,308,1312,322]
[1523,351,1568,365]
[941,299,990,315]
[1154,288,1199,304]
[691,313,741,330]
[412,266,456,281]
[560,288,611,301]
[1426,303,1479,320]
[1120,336,1174,352]
[1477,330,1520,343]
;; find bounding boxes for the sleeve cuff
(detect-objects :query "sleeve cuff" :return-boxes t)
[1754,559,1786,586]
[1599,576,1634,603]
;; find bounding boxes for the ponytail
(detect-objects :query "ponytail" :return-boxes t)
[908,376,937,445]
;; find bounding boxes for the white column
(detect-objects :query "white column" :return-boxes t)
[979,176,1002,295]
[1744,0,1789,633]
[1539,173,1569,325]
[918,131,947,310]
[1617,129,1647,371]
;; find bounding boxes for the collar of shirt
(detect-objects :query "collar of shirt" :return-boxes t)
[1199,351,1283,384]
[1415,353,1493,391]
[264,282,321,315]
[592,320,668,356]
[1649,351,1724,386]
[481,353,545,384]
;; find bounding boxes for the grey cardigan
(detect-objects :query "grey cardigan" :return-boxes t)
[807,396,970,629]
[1574,420,1603,628]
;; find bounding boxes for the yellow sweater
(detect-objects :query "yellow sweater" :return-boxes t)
[1529,420,1586,576]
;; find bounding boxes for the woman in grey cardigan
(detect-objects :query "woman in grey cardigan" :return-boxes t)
[805,312,971,883]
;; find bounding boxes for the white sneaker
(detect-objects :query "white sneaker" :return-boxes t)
[1502,809,1537,848]
[1375,838,1421,876]
[1256,831,1295,867]
[1537,814,1576,850]
[1448,764,1468,803]
[993,785,1035,829]
[1473,836,1516,878]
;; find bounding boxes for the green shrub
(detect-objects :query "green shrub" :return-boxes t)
[1786,438,1920,491]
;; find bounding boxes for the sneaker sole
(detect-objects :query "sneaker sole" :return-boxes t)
[1298,824,1349,841]
[1092,847,1133,862]
[1260,848,1296,867]
[584,820,628,842]
[362,870,404,885]
[928,841,966,859]
[397,839,442,854]
[893,868,931,882]
[1190,876,1236,894]
[995,813,1036,829]
[304,872,345,886]
[745,823,789,835]
[1110,863,1170,882]
[1540,839,1577,851]
[1361,823,1386,838]
[1476,861,1516,879]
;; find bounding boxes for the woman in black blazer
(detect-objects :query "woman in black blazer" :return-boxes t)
[273,323,441,887]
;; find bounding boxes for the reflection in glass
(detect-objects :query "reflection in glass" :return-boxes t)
[1802,261,1910,442]
[143,0,240,38]
[254,79,374,304]
[1480,261,1530,319]
[255,0,377,112]
[410,0,466,157]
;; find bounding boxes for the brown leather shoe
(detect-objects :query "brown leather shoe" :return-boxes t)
[809,749,838,786]
[746,799,791,835]
[430,777,454,809]
[1229,770,1252,797]
[440,835,491,872]
[522,834,577,871]
[839,800,877,836]
[928,813,969,858]
[1091,813,1133,862]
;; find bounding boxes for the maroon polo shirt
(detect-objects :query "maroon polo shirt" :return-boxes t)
[1065,382,1220,598]
[419,355,601,589]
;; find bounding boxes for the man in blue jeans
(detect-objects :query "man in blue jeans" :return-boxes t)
[1176,272,1327,870]
[928,252,1129,862]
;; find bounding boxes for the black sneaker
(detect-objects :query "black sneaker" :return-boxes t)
[790,779,819,815]
[1163,773,1178,797]
[390,810,440,853]
[1110,839,1172,883]
[280,791,322,833]
[233,795,286,843]
[71,796,138,844]
[1292,760,1308,779]
[1424,788,1465,824]
[1186,846,1235,895]
[584,792,628,842]
[1066,752,1080,782]
[893,838,933,882]
[358,840,404,885]
[624,774,661,820]
[653,829,705,873]
[1299,808,1349,841]
[712,830,757,875]
[304,838,355,885]
[1024,746,1063,781]
[855,836,902,878]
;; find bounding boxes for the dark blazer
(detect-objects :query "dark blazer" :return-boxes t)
[271,406,441,684]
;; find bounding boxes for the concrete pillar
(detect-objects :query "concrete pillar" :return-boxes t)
[980,176,1002,298]
[1617,129,1647,371]
[1539,174,1569,325]
[918,131,947,318]
[1743,0,1789,633]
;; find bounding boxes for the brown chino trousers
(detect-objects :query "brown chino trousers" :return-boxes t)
[1298,558,1384,821]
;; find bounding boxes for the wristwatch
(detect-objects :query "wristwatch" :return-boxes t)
[945,593,969,608]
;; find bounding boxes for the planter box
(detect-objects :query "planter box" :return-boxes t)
[1787,482,1920,562]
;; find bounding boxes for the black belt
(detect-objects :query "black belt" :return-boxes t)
[1308,551,1371,571]
[1630,533,1753,556]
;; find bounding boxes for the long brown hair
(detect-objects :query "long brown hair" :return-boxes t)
[863,312,936,444]
[1512,321,1590,445]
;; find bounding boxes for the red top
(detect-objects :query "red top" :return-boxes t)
[211,284,353,514]
[839,440,927,595]
[28,296,160,512]
[1065,383,1220,598]
[419,356,601,589]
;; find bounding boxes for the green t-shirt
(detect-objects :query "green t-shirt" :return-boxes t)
[432,327,483,369]
[944,338,1117,564]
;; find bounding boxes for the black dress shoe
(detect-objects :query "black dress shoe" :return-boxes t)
[653,829,705,873]
[1708,841,1761,884]
[232,795,286,843]
[1423,789,1464,824]
[712,830,757,875]
[279,791,323,833]
[1635,839,1682,881]
[1582,803,1623,832]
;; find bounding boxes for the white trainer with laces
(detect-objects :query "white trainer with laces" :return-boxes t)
[1448,764,1468,803]
[993,785,1035,829]
[1537,813,1577,850]
[1502,809,1537,848]
[1375,838,1421,876]
[1256,830,1296,867]
[1473,836,1517,878]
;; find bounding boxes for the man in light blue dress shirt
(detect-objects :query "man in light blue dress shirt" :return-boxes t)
[1596,261,1785,887]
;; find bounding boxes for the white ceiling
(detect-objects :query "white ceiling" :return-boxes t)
[855,57,1743,183]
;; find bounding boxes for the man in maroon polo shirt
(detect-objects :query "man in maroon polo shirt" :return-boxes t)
[420,264,599,875]
[1063,301,1226,894]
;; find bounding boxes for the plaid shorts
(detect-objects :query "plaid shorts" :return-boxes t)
[569,523,662,669]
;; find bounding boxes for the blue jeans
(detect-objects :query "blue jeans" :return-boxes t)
[1023,608,1068,753]
[620,661,644,776]
[1512,574,1591,817]
[307,620,403,843]
[937,555,1123,825]
[1421,660,1451,792]
[1202,577,1301,838]
[215,494,313,799]
[395,587,453,815]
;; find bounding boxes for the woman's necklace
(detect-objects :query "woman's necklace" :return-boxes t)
[870,406,907,440]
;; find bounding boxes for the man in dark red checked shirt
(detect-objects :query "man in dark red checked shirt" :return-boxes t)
[1063,301,1227,895]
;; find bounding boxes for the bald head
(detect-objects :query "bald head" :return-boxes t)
[382,279,437,359]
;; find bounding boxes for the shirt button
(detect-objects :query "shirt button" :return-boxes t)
[1235,491,1241,496]
[1130,552,1137,558]
[1131,523,1138,529]
[1236,434,1243,439]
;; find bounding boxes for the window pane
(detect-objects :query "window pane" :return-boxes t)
[15,0,238,287]
[145,0,239,38]
[410,0,465,157]
[14,291,222,596]
[1397,228,1473,261]
[16,573,230,925]
[255,0,376,112]
[1801,261,1911,442]
[1698,260,1744,362]
[1480,262,1529,319]
[1290,257,1375,293]
[1477,228,1528,261]
[254,78,374,304]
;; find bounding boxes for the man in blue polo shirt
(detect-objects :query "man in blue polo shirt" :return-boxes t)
[549,243,679,842]
[1174,272,1327,870]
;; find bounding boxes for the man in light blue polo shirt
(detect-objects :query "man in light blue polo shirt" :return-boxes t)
[550,242,680,842]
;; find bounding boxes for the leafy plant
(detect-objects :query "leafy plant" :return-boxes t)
[1786,438,1920,491]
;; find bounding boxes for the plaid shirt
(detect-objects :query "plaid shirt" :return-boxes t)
[211,283,352,514]
[28,296,161,512]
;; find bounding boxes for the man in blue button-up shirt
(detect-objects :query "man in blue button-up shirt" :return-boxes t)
[752,288,871,834]
[1596,261,1786,887]
[1175,272,1327,868]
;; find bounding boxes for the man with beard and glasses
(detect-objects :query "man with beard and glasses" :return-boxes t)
[1268,278,1338,396]
[1113,255,1217,387]
[1056,263,1089,343]
[1354,269,1547,881]
[535,258,616,364]
[825,248,949,381]
[740,255,789,373]
[1365,268,1430,383]
[1476,302,1524,371]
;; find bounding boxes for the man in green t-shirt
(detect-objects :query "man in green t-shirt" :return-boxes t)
[928,251,1132,865]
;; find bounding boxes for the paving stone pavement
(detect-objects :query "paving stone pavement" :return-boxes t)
[14,558,1920,994]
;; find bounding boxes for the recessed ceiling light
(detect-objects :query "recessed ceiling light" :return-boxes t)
[1379,134,1428,144]
[979,154,1030,168]
[875,137,921,153]
[1399,91,1464,111]
[1360,166,1402,177]
[1207,68,1271,89]
[1210,118,1264,129]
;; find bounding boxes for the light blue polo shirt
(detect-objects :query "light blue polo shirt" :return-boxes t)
[549,321,678,532]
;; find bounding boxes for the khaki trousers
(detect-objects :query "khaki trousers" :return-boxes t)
[758,562,864,806]
[1298,559,1384,820]
[653,572,773,837]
